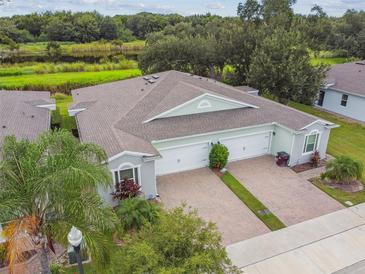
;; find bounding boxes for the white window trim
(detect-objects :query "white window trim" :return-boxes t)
[302,130,321,155]
[340,94,349,107]
[197,99,212,109]
[111,163,142,186]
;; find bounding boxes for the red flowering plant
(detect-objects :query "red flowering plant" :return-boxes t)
[112,178,142,200]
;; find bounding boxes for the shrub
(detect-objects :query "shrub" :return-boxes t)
[112,178,142,200]
[118,207,239,273]
[311,150,321,167]
[321,156,363,183]
[209,143,229,169]
[116,197,160,230]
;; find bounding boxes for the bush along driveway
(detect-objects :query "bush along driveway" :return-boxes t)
[219,172,285,231]
[289,101,365,205]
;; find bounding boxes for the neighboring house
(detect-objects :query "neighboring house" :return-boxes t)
[316,61,365,122]
[69,70,337,205]
[0,90,55,148]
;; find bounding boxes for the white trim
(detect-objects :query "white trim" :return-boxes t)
[111,163,142,186]
[152,123,277,144]
[68,108,86,117]
[288,133,296,166]
[157,140,211,151]
[324,87,365,99]
[143,93,259,123]
[302,130,321,155]
[197,99,212,109]
[218,130,272,142]
[36,103,56,111]
[108,151,154,162]
[299,120,334,131]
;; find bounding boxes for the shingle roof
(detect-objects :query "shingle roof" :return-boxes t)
[71,70,330,158]
[0,90,54,146]
[326,61,365,97]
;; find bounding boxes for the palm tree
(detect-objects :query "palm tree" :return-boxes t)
[0,130,117,274]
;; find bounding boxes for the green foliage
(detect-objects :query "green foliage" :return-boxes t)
[46,41,62,62]
[117,207,239,274]
[0,130,118,269]
[209,143,229,169]
[0,243,6,265]
[51,93,77,130]
[116,198,160,231]
[221,172,285,230]
[322,156,363,183]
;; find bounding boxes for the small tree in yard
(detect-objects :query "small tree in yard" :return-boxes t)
[321,156,363,183]
[112,178,142,200]
[209,143,229,169]
[116,207,240,273]
[116,197,160,231]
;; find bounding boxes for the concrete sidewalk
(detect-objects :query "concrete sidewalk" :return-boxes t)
[227,203,365,274]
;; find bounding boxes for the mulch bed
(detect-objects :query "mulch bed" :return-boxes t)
[291,160,327,173]
[321,179,364,193]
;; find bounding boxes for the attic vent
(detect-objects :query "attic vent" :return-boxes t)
[152,75,159,79]
[355,61,365,65]
[143,76,151,80]
[148,79,156,84]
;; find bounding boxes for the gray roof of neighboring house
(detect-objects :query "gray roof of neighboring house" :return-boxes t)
[0,90,54,147]
[325,61,365,97]
[71,70,332,158]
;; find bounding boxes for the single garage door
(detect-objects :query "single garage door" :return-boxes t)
[156,142,210,175]
[221,132,271,161]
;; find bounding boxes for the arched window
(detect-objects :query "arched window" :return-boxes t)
[113,162,140,184]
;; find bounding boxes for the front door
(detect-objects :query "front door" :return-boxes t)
[318,91,325,106]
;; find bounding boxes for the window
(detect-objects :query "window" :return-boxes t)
[114,167,139,184]
[303,133,319,154]
[341,94,348,107]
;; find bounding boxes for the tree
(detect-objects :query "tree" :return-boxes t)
[237,0,262,22]
[321,156,363,183]
[209,143,229,169]
[248,28,327,104]
[46,41,61,62]
[117,207,239,273]
[0,130,117,274]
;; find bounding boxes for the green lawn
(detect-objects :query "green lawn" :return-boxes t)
[289,101,365,205]
[310,57,355,66]
[220,172,285,230]
[0,69,141,93]
[51,94,76,131]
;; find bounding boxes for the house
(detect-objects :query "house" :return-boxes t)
[0,90,55,147]
[69,70,337,205]
[316,61,365,122]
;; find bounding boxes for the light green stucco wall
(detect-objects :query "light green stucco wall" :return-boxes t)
[270,124,294,156]
[162,95,247,118]
[153,124,274,150]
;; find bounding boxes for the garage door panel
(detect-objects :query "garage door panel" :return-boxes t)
[222,133,271,161]
[156,142,210,175]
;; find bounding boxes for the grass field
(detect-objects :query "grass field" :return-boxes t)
[220,172,286,230]
[310,57,355,66]
[0,69,141,93]
[0,60,138,76]
[289,102,365,205]
[0,40,145,55]
[51,94,76,130]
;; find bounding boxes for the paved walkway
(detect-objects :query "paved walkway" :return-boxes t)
[157,168,270,245]
[227,203,365,274]
[227,156,343,226]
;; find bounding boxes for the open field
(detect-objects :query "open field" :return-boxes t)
[0,40,145,59]
[0,60,138,76]
[289,102,365,205]
[0,69,141,93]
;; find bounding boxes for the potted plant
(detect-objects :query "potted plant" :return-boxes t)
[311,150,321,168]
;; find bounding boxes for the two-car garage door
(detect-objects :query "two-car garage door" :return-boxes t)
[155,132,271,176]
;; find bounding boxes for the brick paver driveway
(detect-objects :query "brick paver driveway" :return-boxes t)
[157,168,270,245]
[227,155,344,226]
